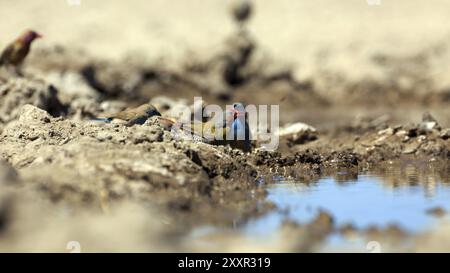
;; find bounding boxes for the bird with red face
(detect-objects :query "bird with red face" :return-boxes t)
[220,102,252,152]
[0,30,43,70]
[173,102,252,152]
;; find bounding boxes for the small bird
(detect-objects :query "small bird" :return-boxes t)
[0,30,42,69]
[174,102,252,152]
[93,103,161,126]
[221,102,252,152]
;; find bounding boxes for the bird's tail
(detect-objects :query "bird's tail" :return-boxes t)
[157,117,177,130]
[92,118,113,123]
[172,121,214,142]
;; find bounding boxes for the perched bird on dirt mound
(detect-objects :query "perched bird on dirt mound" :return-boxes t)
[93,103,161,126]
[222,102,252,152]
[173,102,252,152]
[0,30,42,70]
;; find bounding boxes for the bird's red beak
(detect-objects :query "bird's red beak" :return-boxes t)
[35,33,43,39]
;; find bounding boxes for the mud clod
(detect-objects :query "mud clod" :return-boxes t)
[0,78,66,125]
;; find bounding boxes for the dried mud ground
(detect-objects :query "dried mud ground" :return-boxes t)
[1,0,450,252]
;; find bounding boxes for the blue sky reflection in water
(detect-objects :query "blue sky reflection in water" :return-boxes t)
[245,174,450,236]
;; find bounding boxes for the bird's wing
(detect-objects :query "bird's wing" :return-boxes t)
[202,122,223,141]
[173,122,214,142]
[0,44,15,65]
[126,114,150,126]
[1,42,29,65]
[111,109,139,121]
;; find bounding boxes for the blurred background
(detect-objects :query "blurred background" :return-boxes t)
[2,0,450,127]
[2,0,449,68]
[0,1,448,66]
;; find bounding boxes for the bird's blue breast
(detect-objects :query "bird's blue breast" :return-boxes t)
[232,119,246,140]
[133,116,148,125]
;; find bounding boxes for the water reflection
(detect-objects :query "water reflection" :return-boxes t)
[370,160,450,198]
[247,161,450,236]
[189,161,450,252]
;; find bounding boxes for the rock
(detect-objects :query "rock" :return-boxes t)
[426,207,446,217]
[418,135,427,142]
[378,127,394,136]
[278,122,318,145]
[95,131,113,142]
[440,129,450,140]
[419,121,439,133]
[403,143,420,154]
[17,104,53,124]
[278,122,316,136]
[395,130,407,137]
[418,112,440,133]
[0,78,66,123]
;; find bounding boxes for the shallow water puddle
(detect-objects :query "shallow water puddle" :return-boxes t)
[189,162,450,251]
[246,174,450,235]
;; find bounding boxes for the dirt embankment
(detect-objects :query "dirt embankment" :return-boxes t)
[0,60,449,250]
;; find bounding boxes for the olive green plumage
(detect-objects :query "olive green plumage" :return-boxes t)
[94,104,161,126]
[175,103,252,152]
